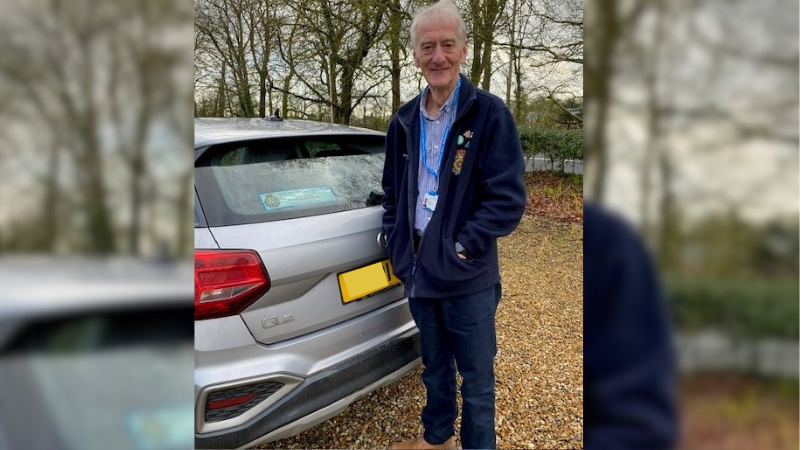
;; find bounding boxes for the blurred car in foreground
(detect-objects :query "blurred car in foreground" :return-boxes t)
[0,257,194,450]
[193,117,421,448]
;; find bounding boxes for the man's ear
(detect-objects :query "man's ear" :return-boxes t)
[460,39,469,64]
[412,49,420,68]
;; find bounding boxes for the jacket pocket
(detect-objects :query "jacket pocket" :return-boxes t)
[441,235,487,274]
[415,234,491,295]
[387,232,413,284]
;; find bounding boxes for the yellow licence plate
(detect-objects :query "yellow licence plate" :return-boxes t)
[338,260,401,304]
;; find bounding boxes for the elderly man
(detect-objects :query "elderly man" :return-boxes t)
[381,1,527,448]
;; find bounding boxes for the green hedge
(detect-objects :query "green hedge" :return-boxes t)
[518,127,583,172]
[666,276,799,340]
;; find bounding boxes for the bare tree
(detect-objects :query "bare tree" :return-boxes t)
[107,0,191,255]
[584,0,647,201]
[195,0,253,116]
[489,0,583,123]
[386,0,411,114]
[195,0,279,117]
[0,0,118,253]
[596,0,798,271]
[465,0,508,91]
[0,0,192,256]
[193,0,586,129]
[273,0,390,124]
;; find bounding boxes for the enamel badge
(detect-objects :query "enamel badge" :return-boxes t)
[452,149,466,175]
[452,130,474,176]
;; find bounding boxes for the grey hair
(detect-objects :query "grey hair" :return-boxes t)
[410,0,467,47]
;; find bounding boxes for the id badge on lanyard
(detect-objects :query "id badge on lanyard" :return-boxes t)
[422,190,439,212]
[419,78,461,214]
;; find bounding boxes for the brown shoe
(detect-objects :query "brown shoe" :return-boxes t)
[389,435,456,449]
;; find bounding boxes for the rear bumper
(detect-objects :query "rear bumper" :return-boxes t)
[195,332,420,449]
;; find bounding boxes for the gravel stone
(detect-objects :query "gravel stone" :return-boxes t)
[258,216,583,449]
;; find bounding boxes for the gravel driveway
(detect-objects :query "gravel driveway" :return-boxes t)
[258,216,584,449]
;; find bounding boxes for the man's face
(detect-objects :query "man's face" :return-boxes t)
[413,17,468,93]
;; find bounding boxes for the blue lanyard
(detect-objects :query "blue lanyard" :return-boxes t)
[419,78,461,181]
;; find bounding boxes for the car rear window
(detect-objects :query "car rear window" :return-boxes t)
[0,306,193,450]
[1,306,193,354]
[195,135,386,227]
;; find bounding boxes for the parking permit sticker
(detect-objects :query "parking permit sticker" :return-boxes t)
[127,406,194,450]
[260,187,337,211]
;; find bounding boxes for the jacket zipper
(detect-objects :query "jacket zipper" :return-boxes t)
[398,84,475,298]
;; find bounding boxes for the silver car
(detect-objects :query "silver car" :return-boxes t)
[194,117,421,448]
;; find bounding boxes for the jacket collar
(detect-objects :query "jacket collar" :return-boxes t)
[397,74,477,129]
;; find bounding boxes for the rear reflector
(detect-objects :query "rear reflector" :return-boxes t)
[195,249,270,320]
[207,393,258,411]
[204,380,286,423]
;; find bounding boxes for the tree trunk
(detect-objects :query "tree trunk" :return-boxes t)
[514,46,523,121]
[642,0,668,242]
[259,73,267,118]
[468,0,483,84]
[389,0,402,114]
[80,39,116,254]
[216,64,227,116]
[584,0,618,202]
[340,71,354,125]
[84,162,115,253]
[657,152,677,268]
[129,155,144,255]
[481,36,493,90]
[267,81,274,116]
[282,72,292,118]
[505,0,517,106]
[42,141,60,252]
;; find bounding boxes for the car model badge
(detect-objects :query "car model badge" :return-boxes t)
[263,314,295,328]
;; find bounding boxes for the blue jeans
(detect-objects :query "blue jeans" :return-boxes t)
[408,283,501,450]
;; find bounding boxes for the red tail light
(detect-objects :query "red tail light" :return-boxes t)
[195,249,270,320]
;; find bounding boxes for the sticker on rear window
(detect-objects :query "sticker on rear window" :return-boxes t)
[260,187,337,211]
[126,405,194,450]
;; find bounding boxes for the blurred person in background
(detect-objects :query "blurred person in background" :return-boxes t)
[584,202,678,450]
[381,1,526,448]
[0,0,194,449]
[585,0,797,448]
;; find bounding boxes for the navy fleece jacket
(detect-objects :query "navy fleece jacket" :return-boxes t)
[381,75,526,298]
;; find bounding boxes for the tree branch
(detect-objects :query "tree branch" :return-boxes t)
[546,93,583,122]
[268,81,338,110]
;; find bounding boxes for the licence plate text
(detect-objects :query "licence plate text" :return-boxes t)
[338,260,400,304]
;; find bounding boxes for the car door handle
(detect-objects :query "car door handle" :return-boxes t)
[377,231,387,248]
